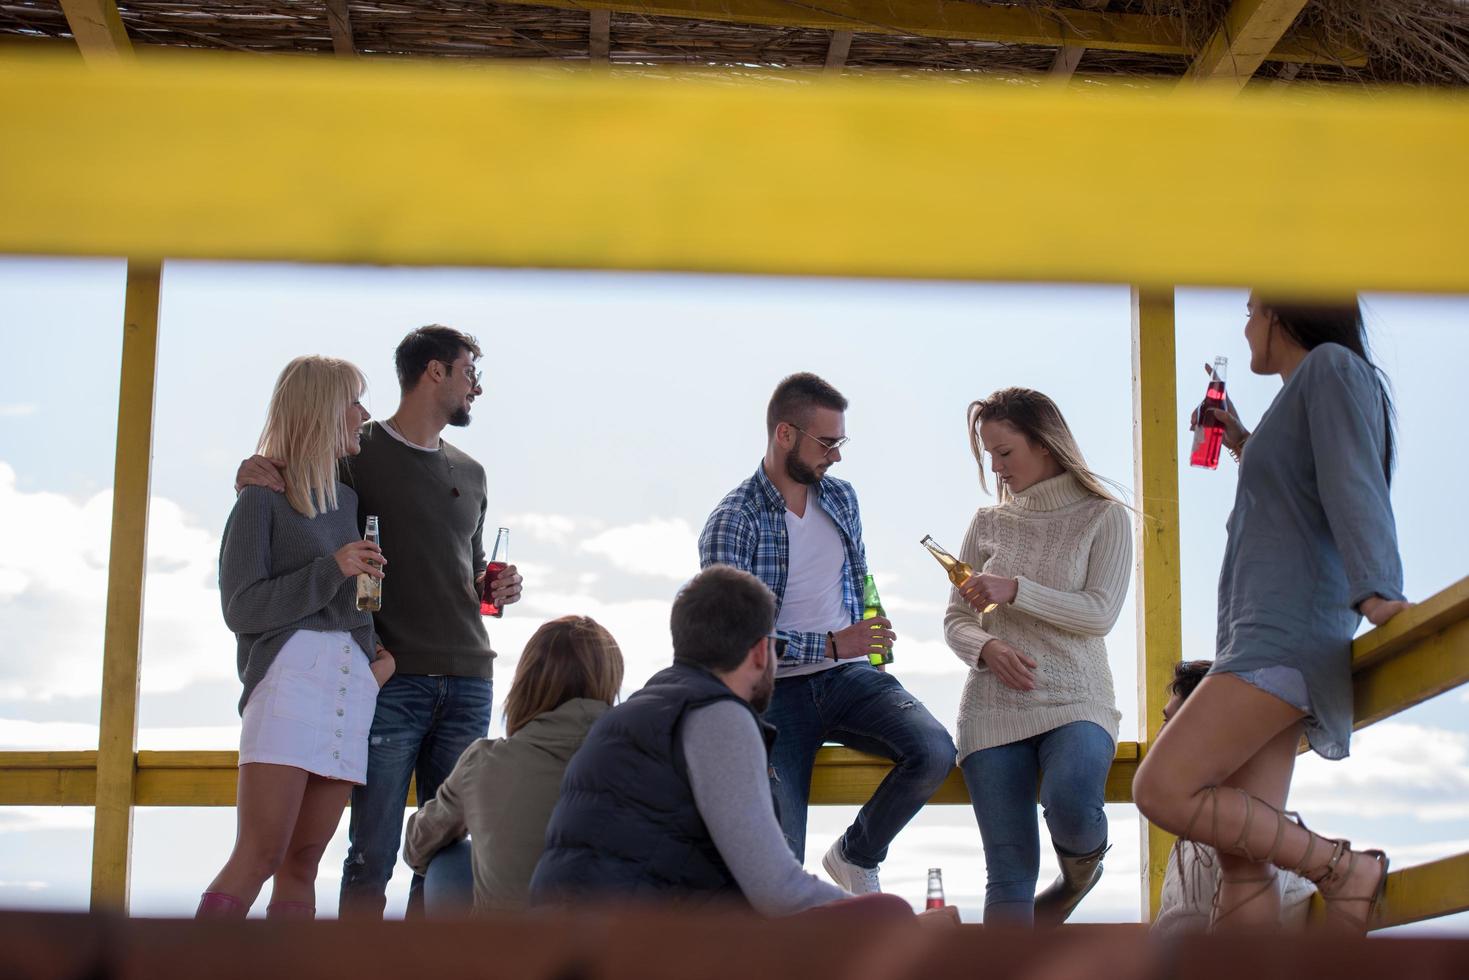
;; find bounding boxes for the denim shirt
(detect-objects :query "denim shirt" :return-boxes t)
[699,463,866,666]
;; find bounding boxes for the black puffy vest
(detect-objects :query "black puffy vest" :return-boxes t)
[529,663,778,909]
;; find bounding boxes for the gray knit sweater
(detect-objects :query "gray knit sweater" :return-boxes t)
[219,484,376,714]
[943,473,1131,760]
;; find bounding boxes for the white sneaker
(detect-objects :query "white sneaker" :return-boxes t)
[822,839,881,895]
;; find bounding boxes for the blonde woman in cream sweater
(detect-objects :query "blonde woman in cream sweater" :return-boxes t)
[943,388,1132,928]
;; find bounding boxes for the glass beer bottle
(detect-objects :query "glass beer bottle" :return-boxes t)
[862,573,893,667]
[1190,355,1229,470]
[926,868,946,910]
[920,534,995,613]
[480,527,510,618]
[355,515,382,612]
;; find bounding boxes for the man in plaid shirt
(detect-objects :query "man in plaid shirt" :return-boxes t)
[699,372,956,895]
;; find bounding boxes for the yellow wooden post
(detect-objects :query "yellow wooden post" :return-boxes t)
[90,259,161,912]
[1131,287,1182,920]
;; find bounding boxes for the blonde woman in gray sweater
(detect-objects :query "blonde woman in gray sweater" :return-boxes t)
[943,388,1132,928]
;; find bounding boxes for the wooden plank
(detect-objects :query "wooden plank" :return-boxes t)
[2,55,1464,294]
[58,0,132,59]
[1352,574,1469,672]
[589,9,611,63]
[1131,288,1182,921]
[1047,0,1109,82]
[1353,613,1469,731]
[823,30,852,75]
[89,260,160,914]
[1182,0,1312,89]
[1308,850,1469,931]
[495,0,1361,64]
[325,0,355,57]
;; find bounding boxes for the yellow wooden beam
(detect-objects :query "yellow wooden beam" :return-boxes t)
[3,744,1143,807]
[1131,288,1183,922]
[1047,0,1110,82]
[1353,610,1469,731]
[58,0,132,60]
[495,0,1359,64]
[89,260,160,915]
[1182,0,1312,89]
[1352,574,1469,672]
[2,55,1466,293]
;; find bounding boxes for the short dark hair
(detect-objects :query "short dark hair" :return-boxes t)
[394,325,483,392]
[1168,660,1212,701]
[766,372,848,439]
[670,566,776,673]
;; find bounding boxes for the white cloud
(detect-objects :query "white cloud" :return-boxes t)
[500,512,582,547]
[578,517,700,581]
[1291,722,1469,821]
[0,461,234,700]
[0,404,38,418]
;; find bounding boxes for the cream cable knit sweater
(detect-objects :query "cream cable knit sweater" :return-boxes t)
[943,472,1131,760]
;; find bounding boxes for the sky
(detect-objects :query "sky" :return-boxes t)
[0,257,1465,930]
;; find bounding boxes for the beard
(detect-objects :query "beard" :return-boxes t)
[783,445,822,485]
[448,406,472,428]
[749,670,775,714]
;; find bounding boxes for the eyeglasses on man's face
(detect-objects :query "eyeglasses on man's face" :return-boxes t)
[787,423,849,458]
[766,635,789,659]
[440,360,482,388]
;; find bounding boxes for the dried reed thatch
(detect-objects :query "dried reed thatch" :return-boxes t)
[1,1,1466,85]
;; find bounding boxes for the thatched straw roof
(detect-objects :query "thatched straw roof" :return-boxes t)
[2,1,1467,85]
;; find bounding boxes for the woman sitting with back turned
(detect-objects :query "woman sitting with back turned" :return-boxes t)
[944,388,1133,928]
[404,615,624,914]
[200,355,395,919]
[1133,295,1409,932]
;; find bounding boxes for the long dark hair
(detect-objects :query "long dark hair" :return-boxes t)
[1257,296,1397,482]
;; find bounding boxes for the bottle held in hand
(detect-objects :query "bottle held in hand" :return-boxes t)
[355,515,382,612]
[1190,355,1229,470]
[921,534,994,613]
[925,867,946,910]
[480,526,510,618]
[862,573,893,666]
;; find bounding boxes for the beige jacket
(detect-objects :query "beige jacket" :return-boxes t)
[403,697,608,912]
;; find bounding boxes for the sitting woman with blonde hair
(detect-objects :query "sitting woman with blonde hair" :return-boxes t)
[199,355,395,919]
[404,615,624,914]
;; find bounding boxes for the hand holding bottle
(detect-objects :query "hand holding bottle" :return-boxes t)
[980,638,1037,691]
[335,540,385,579]
[832,618,895,659]
[1190,362,1250,456]
[958,573,1018,612]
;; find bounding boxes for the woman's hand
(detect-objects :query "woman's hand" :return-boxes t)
[959,573,1018,613]
[979,638,1037,691]
[371,646,396,689]
[335,540,384,579]
[1359,595,1412,627]
[1191,363,1251,456]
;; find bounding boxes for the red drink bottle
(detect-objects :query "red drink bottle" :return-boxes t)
[1190,356,1229,470]
[480,527,510,617]
[925,868,945,910]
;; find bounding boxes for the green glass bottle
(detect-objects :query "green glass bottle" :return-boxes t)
[862,573,893,666]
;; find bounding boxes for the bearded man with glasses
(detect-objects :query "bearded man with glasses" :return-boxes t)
[698,372,956,895]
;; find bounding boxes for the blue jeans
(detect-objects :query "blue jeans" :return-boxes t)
[960,720,1113,927]
[339,673,493,918]
[423,838,475,916]
[764,663,956,867]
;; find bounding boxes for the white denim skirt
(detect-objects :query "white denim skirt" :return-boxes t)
[240,630,378,784]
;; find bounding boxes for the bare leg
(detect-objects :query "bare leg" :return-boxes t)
[205,763,310,908]
[1134,674,1385,928]
[269,774,355,909]
[1212,720,1302,929]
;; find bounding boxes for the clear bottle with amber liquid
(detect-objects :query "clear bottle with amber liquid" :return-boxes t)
[920,534,996,613]
[355,515,382,612]
[862,573,893,667]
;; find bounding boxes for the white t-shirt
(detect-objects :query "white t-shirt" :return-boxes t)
[776,487,863,678]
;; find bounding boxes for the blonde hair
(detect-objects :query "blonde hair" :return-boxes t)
[257,356,368,519]
[967,388,1126,507]
[504,616,625,737]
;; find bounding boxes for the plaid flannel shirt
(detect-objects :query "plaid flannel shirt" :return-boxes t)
[698,463,866,667]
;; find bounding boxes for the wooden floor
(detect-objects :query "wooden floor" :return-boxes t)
[2,909,1467,980]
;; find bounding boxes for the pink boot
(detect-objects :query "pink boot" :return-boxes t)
[195,891,247,919]
[266,901,316,920]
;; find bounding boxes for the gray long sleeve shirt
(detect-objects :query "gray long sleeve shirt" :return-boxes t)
[219,484,376,714]
[680,700,848,916]
[1211,343,1404,759]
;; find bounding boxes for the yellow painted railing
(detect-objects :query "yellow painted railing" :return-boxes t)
[1,51,1466,926]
